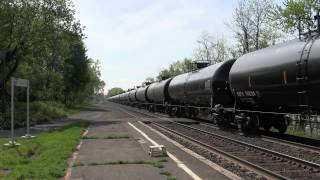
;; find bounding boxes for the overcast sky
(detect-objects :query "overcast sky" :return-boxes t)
[73,0,239,92]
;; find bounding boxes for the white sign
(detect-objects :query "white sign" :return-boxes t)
[4,77,33,147]
[13,78,29,87]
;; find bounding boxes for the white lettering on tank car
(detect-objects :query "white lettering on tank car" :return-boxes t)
[236,91,257,97]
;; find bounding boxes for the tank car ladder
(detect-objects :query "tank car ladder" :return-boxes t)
[296,36,316,109]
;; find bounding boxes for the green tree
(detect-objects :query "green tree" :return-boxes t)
[272,0,320,34]
[63,33,90,105]
[0,0,105,127]
[142,77,155,86]
[84,59,105,101]
[193,32,230,64]
[227,0,277,54]
[157,58,193,81]
[107,87,125,97]
[0,0,78,84]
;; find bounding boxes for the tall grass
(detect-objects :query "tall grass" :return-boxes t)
[0,101,72,129]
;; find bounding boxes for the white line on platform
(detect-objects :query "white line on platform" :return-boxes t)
[138,121,243,180]
[127,122,202,180]
[128,122,159,146]
[121,106,243,180]
[122,108,202,180]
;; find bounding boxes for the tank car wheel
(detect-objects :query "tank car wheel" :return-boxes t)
[193,108,199,118]
[185,108,193,118]
[217,118,227,128]
[275,124,287,134]
[263,125,272,132]
[216,112,229,129]
[171,107,179,117]
[165,107,174,117]
[176,107,185,118]
[188,108,197,119]
[241,115,259,135]
[151,106,155,112]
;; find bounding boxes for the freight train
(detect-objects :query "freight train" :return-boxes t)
[108,32,320,134]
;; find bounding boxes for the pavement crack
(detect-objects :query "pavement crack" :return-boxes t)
[81,135,130,139]
[73,159,168,169]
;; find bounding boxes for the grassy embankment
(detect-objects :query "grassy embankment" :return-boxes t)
[0,122,88,180]
[1,101,81,129]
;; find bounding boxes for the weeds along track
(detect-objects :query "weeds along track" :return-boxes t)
[148,121,320,180]
[193,123,320,165]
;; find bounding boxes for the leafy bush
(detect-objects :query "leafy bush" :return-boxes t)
[30,101,69,125]
[0,101,70,129]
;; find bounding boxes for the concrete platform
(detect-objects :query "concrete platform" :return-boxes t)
[128,121,232,180]
[72,165,166,180]
[68,102,233,180]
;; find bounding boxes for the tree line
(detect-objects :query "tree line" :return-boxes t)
[107,0,320,96]
[0,1,105,116]
[153,0,320,82]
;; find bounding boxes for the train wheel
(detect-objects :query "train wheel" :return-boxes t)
[241,115,259,135]
[171,107,179,117]
[185,107,194,118]
[166,107,174,117]
[184,108,190,118]
[188,108,198,119]
[217,118,227,128]
[263,125,272,132]
[151,106,155,112]
[275,124,287,134]
[148,105,154,112]
[193,108,199,118]
[216,112,229,129]
[176,107,184,118]
[274,117,289,134]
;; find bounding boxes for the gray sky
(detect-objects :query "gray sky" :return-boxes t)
[73,0,242,92]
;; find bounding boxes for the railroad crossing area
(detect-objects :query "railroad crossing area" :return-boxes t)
[67,102,235,180]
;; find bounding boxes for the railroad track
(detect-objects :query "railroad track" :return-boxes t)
[194,123,320,165]
[260,131,320,151]
[260,135,320,152]
[120,105,320,179]
[150,121,320,180]
[131,106,320,164]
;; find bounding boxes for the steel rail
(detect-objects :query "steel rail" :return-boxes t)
[151,121,289,180]
[198,122,320,152]
[124,105,320,170]
[162,120,320,169]
[261,135,320,152]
